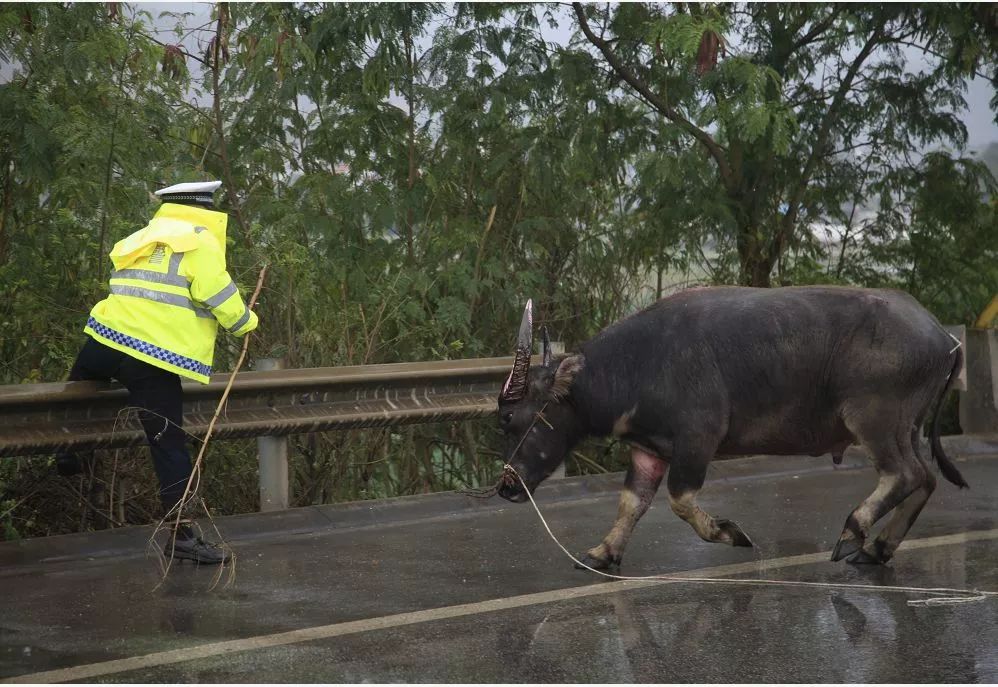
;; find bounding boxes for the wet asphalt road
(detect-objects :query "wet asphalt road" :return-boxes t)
[2,451,998,683]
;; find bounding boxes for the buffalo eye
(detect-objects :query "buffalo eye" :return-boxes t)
[501,411,513,425]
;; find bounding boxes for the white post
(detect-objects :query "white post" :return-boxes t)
[256,357,289,511]
[549,341,567,479]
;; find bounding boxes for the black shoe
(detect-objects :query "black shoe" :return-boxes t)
[164,525,232,565]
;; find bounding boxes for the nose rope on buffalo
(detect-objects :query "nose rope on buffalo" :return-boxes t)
[500,460,998,608]
[458,403,549,499]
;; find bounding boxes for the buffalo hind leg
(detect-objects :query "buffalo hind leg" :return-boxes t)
[831,433,921,562]
[849,431,936,565]
[667,445,754,548]
[576,448,666,571]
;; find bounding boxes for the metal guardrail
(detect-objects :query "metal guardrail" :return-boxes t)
[0,326,985,460]
[0,332,989,513]
[0,357,523,458]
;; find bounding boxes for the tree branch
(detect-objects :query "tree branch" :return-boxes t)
[789,6,845,54]
[135,29,209,68]
[571,2,735,190]
[892,39,992,82]
[0,158,13,266]
[778,23,886,255]
[209,3,252,249]
[827,138,878,158]
[97,20,138,287]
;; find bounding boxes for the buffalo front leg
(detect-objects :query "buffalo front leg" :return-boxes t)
[667,443,754,548]
[576,448,666,571]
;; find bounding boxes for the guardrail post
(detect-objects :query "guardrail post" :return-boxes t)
[548,341,567,480]
[256,357,289,511]
[958,328,998,434]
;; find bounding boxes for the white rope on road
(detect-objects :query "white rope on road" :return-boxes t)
[9,529,998,683]
[506,464,998,607]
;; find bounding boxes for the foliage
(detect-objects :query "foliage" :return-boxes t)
[0,2,994,539]
[572,3,997,288]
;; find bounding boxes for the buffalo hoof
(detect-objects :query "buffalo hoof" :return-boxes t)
[846,548,885,565]
[574,551,620,572]
[848,539,892,566]
[717,519,754,548]
[830,536,863,562]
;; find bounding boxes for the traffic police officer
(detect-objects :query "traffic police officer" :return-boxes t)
[59,181,258,564]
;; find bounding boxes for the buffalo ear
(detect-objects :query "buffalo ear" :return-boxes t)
[549,355,584,400]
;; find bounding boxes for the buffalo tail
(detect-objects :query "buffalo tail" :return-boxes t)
[930,344,969,489]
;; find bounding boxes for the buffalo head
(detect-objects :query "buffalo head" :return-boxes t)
[496,300,585,502]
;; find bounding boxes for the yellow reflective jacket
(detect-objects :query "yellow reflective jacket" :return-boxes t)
[84,203,259,384]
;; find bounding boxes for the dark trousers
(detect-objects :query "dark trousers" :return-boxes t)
[66,337,193,514]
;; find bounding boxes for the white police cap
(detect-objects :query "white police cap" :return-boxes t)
[155,180,222,207]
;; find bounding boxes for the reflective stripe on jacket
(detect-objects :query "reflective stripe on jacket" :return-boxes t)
[84,203,259,384]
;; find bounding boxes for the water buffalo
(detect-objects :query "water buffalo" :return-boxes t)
[496,286,966,568]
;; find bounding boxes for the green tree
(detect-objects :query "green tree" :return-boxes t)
[843,152,998,325]
[1,3,993,538]
[0,3,183,382]
[571,3,996,287]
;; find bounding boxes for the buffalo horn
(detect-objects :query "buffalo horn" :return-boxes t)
[500,299,533,402]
